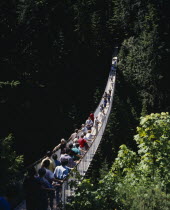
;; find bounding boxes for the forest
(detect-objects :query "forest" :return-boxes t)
[0,0,170,209]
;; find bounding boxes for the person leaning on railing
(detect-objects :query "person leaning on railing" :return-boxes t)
[41,151,55,172]
[53,138,67,154]
[68,129,79,143]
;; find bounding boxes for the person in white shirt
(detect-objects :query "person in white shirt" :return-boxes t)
[53,160,71,180]
[83,132,88,141]
[73,138,78,147]
[85,130,94,141]
[94,116,100,135]
[99,110,106,124]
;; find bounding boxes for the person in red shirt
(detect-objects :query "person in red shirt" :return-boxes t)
[78,135,89,154]
[89,112,94,122]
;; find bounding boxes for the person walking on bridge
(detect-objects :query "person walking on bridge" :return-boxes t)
[98,110,106,124]
[89,111,94,122]
[78,134,89,154]
[68,143,82,162]
[80,124,87,135]
[100,104,104,112]
[85,117,93,130]
[60,148,76,168]
[94,116,100,135]
[36,168,55,210]
[41,160,59,210]
[68,129,79,143]
[52,154,61,167]
[107,93,111,104]
[110,77,114,88]
[53,159,71,208]
[23,167,41,210]
[103,91,108,98]
[103,97,108,108]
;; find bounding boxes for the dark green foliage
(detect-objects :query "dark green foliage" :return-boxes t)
[118,0,170,114]
[68,113,170,210]
[0,134,23,195]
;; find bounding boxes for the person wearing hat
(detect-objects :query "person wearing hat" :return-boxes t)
[59,148,76,168]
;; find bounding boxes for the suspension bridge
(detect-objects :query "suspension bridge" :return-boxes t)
[15,48,118,210]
